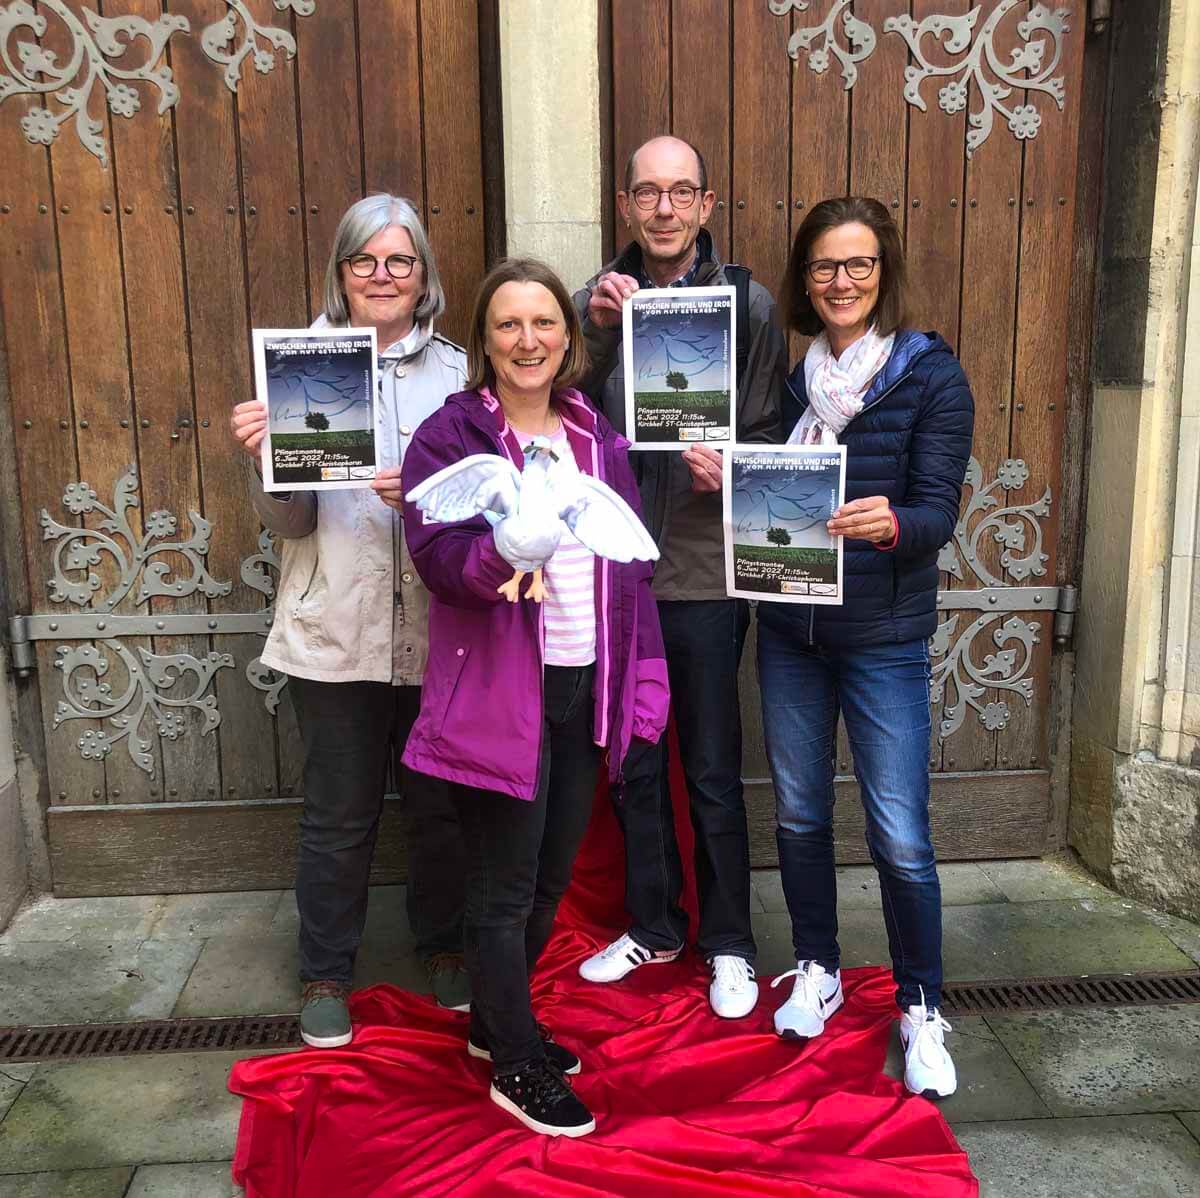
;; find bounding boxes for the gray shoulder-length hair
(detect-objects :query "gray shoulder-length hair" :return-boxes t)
[322,194,446,327]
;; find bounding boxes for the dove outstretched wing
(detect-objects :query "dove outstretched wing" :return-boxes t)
[405,454,522,525]
[554,474,660,564]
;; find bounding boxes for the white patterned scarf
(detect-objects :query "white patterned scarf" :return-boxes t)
[787,327,896,446]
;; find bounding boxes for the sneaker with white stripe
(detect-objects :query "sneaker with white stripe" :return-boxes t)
[900,997,957,1098]
[770,960,843,1039]
[578,932,683,983]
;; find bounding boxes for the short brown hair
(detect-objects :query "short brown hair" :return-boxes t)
[782,197,907,338]
[465,258,589,392]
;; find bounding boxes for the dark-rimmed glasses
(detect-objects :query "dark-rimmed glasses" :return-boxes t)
[343,252,419,280]
[630,184,701,211]
[805,256,879,284]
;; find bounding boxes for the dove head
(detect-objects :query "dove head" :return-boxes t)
[522,436,559,465]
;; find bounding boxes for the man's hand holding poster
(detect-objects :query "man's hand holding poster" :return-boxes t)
[623,286,735,449]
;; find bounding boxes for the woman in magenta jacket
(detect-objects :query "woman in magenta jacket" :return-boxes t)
[401,258,668,1140]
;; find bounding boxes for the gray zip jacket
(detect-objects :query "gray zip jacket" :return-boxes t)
[574,231,784,600]
[249,317,466,684]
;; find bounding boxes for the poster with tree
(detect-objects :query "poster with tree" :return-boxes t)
[723,444,846,604]
[253,327,378,492]
[622,286,735,450]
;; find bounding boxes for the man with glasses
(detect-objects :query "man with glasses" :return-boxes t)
[573,135,784,1018]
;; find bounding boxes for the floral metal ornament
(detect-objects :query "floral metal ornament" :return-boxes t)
[882,1,1071,157]
[930,611,1039,742]
[767,0,876,89]
[0,0,189,165]
[926,454,1054,743]
[53,640,232,774]
[40,469,232,610]
[200,0,315,94]
[937,456,1051,587]
[33,469,289,775]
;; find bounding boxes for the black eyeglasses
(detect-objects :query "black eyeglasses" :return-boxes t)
[805,256,880,284]
[630,184,701,211]
[343,252,419,280]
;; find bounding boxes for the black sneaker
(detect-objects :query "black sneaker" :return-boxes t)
[468,1022,581,1075]
[490,1059,596,1137]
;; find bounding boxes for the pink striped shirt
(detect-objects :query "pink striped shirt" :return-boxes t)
[536,426,596,667]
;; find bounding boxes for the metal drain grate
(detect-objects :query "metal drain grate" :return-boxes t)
[3,971,1199,1062]
[941,971,1200,1017]
[0,1014,300,1063]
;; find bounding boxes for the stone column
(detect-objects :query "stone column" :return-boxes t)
[498,0,603,289]
[1071,0,1200,919]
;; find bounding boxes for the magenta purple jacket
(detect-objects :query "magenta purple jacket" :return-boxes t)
[399,386,670,802]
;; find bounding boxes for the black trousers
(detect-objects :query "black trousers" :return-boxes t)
[452,665,599,1073]
[612,598,756,961]
[289,677,466,985]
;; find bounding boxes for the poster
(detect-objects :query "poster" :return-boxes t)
[254,327,378,492]
[723,444,846,604]
[623,286,735,449]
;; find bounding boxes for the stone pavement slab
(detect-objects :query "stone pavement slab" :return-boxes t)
[751,910,894,977]
[952,1113,1200,1198]
[0,1170,134,1198]
[751,863,1006,914]
[0,1053,245,1171]
[1141,907,1200,968]
[3,896,162,943]
[986,1005,1200,1116]
[270,885,411,944]
[148,892,283,941]
[941,899,1195,981]
[883,1016,1052,1123]
[1180,1111,1200,1144]
[172,934,299,1018]
[0,939,201,1024]
[126,1162,240,1197]
[976,857,1113,903]
[0,1067,33,1123]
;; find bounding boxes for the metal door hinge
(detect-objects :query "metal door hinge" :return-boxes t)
[1053,584,1079,646]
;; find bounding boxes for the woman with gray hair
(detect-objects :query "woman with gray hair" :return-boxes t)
[230,194,469,1047]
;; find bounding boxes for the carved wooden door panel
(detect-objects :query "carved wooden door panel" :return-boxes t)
[603,0,1091,862]
[0,0,499,894]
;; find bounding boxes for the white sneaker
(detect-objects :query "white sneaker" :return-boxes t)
[578,932,682,983]
[900,999,957,1098]
[769,960,844,1039]
[708,955,758,1018]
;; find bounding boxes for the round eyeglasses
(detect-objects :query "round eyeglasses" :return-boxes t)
[805,256,880,284]
[343,252,419,280]
[630,184,701,211]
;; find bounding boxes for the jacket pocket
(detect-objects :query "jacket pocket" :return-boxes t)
[426,645,470,741]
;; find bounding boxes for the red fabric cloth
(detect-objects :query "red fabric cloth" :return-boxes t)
[230,749,977,1197]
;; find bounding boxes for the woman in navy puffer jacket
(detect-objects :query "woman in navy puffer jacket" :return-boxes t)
[759,197,973,1101]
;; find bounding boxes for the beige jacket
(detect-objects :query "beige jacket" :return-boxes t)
[251,318,467,685]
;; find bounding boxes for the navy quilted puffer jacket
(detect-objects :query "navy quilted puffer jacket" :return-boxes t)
[758,329,975,647]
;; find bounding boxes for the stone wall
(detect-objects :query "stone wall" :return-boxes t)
[1071,0,1200,920]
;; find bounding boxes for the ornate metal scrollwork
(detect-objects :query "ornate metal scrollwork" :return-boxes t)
[35,469,285,774]
[937,456,1051,587]
[200,0,316,94]
[930,612,1039,742]
[0,0,188,165]
[768,0,876,89]
[53,640,233,773]
[40,468,232,610]
[929,455,1053,743]
[883,1,1070,158]
[766,0,1071,155]
[0,0,318,163]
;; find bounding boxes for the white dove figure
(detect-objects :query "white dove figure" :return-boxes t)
[406,436,659,603]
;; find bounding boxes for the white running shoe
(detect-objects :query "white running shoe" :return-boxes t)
[900,997,957,1098]
[578,932,683,983]
[770,960,844,1039]
[708,954,759,1018]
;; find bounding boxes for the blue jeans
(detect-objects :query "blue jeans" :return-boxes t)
[757,623,942,1009]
